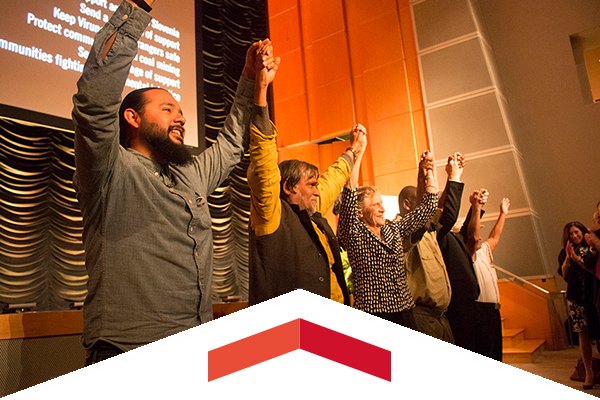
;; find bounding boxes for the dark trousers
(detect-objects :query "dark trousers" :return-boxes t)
[84,340,124,367]
[446,299,477,352]
[472,302,503,362]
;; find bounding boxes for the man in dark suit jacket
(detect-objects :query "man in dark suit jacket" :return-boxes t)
[435,154,480,352]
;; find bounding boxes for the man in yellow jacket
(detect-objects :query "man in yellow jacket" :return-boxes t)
[246,42,366,306]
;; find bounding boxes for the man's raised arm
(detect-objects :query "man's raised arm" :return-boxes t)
[436,153,465,242]
[100,1,156,60]
[466,189,488,257]
[72,1,153,193]
[247,40,282,236]
[486,198,510,252]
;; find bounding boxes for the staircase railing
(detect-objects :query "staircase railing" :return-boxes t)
[492,264,570,350]
[493,265,550,296]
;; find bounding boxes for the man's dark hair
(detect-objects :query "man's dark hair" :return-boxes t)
[118,88,167,147]
[398,185,417,216]
[278,159,319,201]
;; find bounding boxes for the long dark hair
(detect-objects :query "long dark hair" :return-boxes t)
[562,221,589,248]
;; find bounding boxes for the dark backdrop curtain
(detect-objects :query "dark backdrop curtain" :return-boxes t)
[202,0,267,302]
[0,117,86,311]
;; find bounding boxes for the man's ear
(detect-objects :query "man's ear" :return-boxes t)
[282,180,295,196]
[123,108,141,129]
[402,198,412,212]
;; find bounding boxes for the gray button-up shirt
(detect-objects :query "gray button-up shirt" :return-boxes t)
[72,1,253,351]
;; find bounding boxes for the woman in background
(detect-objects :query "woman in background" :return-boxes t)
[559,221,599,390]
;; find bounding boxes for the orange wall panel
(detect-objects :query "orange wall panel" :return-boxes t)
[363,61,410,123]
[347,12,404,74]
[268,0,298,18]
[374,169,418,197]
[344,0,398,26]
[412,110,430,156]
[330,140,350,161]
[318,142,335,170]
[270,7,302,56]
[360,147,374,187]
[269,0,428,185]
[304,32,352,89]
[368,113,418,177]
[272,48,306,102]
[351,75,369,126]
[273,94,310,147]
[278,142,320,168]
[405,55,424,112]
[300,0,345,44]
[307,79,355,141]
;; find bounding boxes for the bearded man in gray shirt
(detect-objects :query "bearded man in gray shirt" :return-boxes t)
[72,0,273,365]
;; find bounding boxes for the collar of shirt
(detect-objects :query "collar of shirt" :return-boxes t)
[127,148,175,187]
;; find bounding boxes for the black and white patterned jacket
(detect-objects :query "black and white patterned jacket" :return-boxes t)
[338,187,438,313]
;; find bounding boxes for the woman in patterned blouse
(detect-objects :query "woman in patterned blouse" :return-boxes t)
[338,151,438,328]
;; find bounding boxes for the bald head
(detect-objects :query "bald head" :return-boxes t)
[398,186,418,216]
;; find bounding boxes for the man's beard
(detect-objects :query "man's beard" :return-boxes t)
[142,121,193,166]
